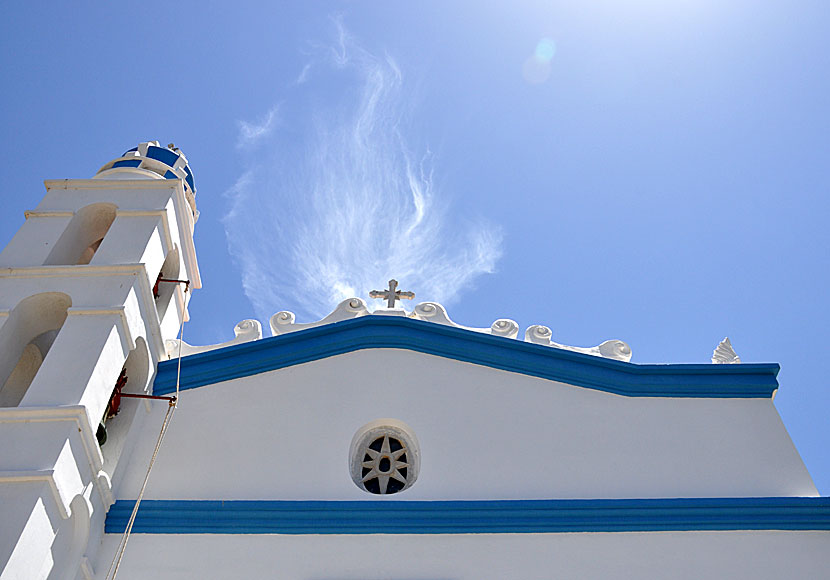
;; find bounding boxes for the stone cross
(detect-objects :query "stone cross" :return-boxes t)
[369,279,415,309]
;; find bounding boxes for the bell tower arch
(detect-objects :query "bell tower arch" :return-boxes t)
[0,142,201,580]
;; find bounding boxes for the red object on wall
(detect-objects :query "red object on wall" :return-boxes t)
[107,368,128,419]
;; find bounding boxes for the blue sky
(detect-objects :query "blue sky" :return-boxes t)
[1,2,828,493]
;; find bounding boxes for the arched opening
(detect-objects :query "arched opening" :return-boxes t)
[76,237,104,265]
[98,337,153,479]
[153,246,181,325]
[44,203,117,266]
[0,293,72,407]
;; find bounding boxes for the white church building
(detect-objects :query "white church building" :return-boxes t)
[1,143,828,579]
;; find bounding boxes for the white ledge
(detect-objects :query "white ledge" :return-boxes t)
[44,178,180,191]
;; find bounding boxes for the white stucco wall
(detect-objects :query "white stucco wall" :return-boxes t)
[116,348,817,501]
[94,530,830,580]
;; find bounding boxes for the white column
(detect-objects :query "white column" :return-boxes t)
[92,213,168,280]
[0,214,73,268]
[20,312,130,431]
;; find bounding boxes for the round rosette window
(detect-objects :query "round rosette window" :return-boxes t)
[350,419,420,495]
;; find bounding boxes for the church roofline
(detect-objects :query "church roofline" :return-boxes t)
[153,316,780,398]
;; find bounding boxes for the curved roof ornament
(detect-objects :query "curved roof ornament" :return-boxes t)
[267,295,630,361]
[712,337,741,364]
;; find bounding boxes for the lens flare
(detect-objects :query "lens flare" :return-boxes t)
[535,38,556,62]
[523,37,556,84]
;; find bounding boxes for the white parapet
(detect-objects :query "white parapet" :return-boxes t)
[263,299,632,361]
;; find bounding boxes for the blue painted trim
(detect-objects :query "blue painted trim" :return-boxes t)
[111,159,142,169]
[112,145,196,193]
[105,497,830,534]
[154,316,779,398]
[183,165,195,192]
[146,145,180,167]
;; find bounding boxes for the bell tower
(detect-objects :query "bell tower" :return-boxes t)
[0,142,201,579]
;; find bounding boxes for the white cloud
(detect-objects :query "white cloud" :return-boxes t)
[224,21,503,324]
[236,105,280,148]
[295,62,312,85]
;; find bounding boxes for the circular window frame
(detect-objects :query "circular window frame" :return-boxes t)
[349,419,420,495]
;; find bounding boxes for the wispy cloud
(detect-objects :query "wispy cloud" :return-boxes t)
[294,62,312,85]
[224,20,503,324]
[236,105,280,148]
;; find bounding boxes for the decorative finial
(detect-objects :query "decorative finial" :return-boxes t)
[369,279,415,309]
[712,337,741,364]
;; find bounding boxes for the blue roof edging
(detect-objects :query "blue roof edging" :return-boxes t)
[153,316,780,398]
[106,497,830,534]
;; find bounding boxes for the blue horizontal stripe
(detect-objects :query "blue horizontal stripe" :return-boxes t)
[105,497,830,535]
[153,316,779,398]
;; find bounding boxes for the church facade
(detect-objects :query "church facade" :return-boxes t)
[1,144,828,579]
